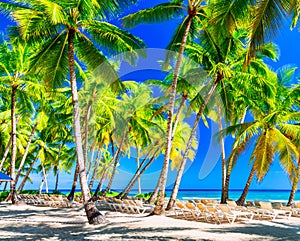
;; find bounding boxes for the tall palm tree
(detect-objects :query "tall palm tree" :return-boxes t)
[0,0,144,224]
[123,0,217,215]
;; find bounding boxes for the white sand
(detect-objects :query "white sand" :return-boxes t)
[0,203,300,240]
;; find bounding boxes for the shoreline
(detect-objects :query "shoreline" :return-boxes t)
[0,203,300,240]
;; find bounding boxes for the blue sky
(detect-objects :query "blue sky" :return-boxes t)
[0,1,300,192]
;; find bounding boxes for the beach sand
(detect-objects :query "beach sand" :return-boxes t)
[0,203,299,240]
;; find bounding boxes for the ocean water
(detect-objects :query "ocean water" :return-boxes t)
[166,189,300,203]
[58,189,300,203]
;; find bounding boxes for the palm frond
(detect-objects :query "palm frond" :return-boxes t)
[85,20,145,64]
[122,1,185,28]
[29,32,69,88]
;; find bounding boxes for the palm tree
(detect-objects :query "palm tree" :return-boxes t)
[222,66,300,205]
[0,0,144,224]
[123,0,218,215]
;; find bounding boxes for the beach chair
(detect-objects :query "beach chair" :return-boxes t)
[259,201,292,220]
[205,205,223,224]
[195,203,219,222]
[173,201,193,218]
[184,202,201,220]
[226,200,247,211]
[217,204,254,224]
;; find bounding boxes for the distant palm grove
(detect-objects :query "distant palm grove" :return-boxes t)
[0,0,299,224]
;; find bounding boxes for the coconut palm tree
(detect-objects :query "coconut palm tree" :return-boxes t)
[123,0,220,215]
[0,0,144,224]
[222,66,300,205]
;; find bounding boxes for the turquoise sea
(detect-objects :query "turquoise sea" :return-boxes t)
[59,189,300,203]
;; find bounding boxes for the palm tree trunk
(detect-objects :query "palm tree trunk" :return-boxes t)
[103,130,129,195]
[236,164,256,206]
[171,94,187,139]
[117,150,153,199]
[166,75,222,210]
[154,16,193,216]
[93,168,109,199]
[55,172,59,192]
[136,147,141,194]
[10,84,19,204]
[68,163,79,201]
[88,149,101,190]
[93,135,115,198]
[218,106,226,204]
[40,164,49,194]
[87,145,96,178]
[0,116,20,171]
[18,155,38,192]
[122,152,158,200]
[15,123,38,186]
[287,157,300,206]
[84,100,93,169]
[68,29,105,224]
[148,176,161,205]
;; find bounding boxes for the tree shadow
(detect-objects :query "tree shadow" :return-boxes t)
[205,221,300,240]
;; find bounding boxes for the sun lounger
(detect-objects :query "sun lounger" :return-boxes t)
[217,204,254,224]
[227,200,247,211]
[259,201,292,220]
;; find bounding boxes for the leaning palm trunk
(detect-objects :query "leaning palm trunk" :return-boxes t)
[103,130,129,195]
[0,116,20,171]
[88,149,101,190]
[117,150,153,199]
[122,152,158,200]
[18,155,38,192]
[9,85,19,204]
[287,157,300,206]
[236,164,256,206]
[166,75,222,210]
[68,163,79,201]
[154,16,193,215]
[148,169,164,205]
[14,123,38,186]
[92,167,109,199]
[68,29,105,224]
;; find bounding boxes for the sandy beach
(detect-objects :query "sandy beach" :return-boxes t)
[0,203,299,240]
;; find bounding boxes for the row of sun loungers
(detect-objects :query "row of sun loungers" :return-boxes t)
[172,200,296,224]
[18,194,81,208]
[96,197,154,214]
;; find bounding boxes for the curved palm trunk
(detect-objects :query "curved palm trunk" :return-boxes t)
[9,85,19,204]
[122,152,157,200]
[136,147,141,194]
[103,130,129,195]
[15,123,38,186]
[154,16,193,216]
[287,157,300,206]
[166,76,221,210]
[236,164,256,206]
[68,29,105,224]
[18,155,38,192]
[222,114,247,203]
[218,106,226,204]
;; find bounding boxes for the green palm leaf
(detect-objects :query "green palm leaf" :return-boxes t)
[122,1,184,28]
